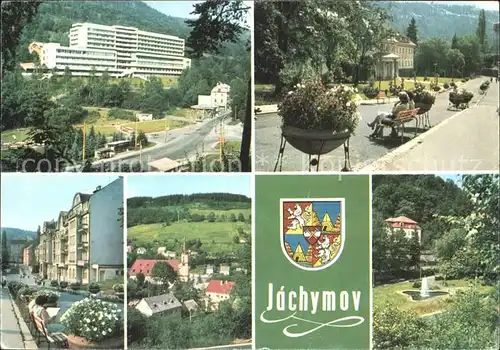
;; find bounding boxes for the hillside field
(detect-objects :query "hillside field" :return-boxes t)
[127,220,249,252]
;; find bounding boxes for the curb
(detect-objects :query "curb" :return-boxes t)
[357,90,488,172]
[7,290,38,349]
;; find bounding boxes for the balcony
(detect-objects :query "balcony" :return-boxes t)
[77,260,88,267]
[78,240,89,250]
[77,223,88,233]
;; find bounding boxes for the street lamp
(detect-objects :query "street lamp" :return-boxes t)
[433,62,438,85]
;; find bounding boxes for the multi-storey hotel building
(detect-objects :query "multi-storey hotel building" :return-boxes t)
[26,22,191,77]
[36,177,124,284]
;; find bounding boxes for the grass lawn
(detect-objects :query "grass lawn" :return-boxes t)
[169,108,204,122]
[373,278,495,316]
[78,107,189,135]
[1,128,31,143]
[128,221,249,252]
[188,207,251,217]
[99,277,124,293]
[215,140,241,153]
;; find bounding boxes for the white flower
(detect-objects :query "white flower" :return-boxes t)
[346,102,351,107]
[102,331,107,335]
[288,91,293,95]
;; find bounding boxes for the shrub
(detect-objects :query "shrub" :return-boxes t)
[112,284,124,293]
[127,307,147,343]
[108,108,136,121]
[413,88,436,105]
[412,281,422,288]
[17,286,37,302]
[59,281,69,289]
[69,282,81,290]
[88,282,100,294]
[8,281,27,297]
[432,85,441,91]
[278,79,360,133]
[443,83,450,89]
[51,280,58,287]
[60,298,122,342]
[34,290,60,304]
[435,275,444,281]
[450,82,456,87]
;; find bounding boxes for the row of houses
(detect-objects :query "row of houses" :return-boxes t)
[27,178,124,284]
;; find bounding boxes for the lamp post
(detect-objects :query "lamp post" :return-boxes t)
[433,62,438,86]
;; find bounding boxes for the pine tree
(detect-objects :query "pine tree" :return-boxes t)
[476,9,488,52]
[1,231,9,268]
[451,33,458,50]
[406,17,418,45]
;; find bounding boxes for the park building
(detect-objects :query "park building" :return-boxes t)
[23,22,191,78]
[373,36,417,80]
[384,216,422,244]
[36,177,124,284]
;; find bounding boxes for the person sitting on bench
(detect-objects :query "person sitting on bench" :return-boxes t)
[367,91,410,138]
[33,295,65,333]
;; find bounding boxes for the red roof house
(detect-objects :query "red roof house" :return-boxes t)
[385,216,421,230]
[129,259,180,277]
[206,280,235,295]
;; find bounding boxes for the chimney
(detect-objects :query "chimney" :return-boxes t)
[93,185,102,194]
[220,281,223,285]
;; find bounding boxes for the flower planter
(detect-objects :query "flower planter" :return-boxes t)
[66,334,124,349]
[415,102,433,115]
[282,125,350,155]
[364,91,378,99]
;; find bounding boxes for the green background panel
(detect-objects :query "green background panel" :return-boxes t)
[255,175,371,349]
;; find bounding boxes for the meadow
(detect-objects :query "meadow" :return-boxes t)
[128,220,250,253]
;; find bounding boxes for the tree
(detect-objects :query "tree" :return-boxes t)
[451,33,458,49]
[136,272,145,286]
[186,0,251,172]
[406,17,418,45]
[229,213,237,222]
[1,0,42,73]
[237,213,245,222]
[475,9,487,53]
[152,261,177,287]
[448,49,465,81]
[207,212,216,222]
[1,231,9,268]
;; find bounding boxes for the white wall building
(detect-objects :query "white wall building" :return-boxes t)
[385,216,422,243]
[26,22,191,77]
[211,83,230,110]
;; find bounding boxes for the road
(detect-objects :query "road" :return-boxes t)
[254,78,490,171]
[79,111,235,171]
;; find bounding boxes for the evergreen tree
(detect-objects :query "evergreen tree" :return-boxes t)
[475,9,487,52]
[1,231,9,268]
[406,17,418,44]
[451,33,458,49]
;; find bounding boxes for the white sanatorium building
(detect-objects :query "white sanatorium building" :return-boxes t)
[25,22,191,77]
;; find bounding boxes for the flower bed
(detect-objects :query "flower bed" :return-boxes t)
[60,298,122,343]
[412,86,436,113]
[279,80,359,133]
[449,89,473,108]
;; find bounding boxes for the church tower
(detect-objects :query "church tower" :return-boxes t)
[178,238,189,282]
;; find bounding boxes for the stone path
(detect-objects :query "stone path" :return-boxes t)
[0,287,25,349]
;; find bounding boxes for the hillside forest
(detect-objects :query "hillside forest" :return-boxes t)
[1,1,250,172]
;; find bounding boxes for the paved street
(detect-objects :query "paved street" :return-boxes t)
[254,78,493,172]
[362,80,499,172]
[0,284,24,349]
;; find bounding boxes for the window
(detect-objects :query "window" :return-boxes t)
[132,269,135,272]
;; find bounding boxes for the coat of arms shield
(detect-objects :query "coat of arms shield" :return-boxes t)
[280,198,345,271]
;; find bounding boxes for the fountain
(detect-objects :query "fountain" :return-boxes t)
[420,277,430,298]
[402,277,449,301]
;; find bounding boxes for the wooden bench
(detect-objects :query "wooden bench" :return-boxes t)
[376,108,420,143]
[376,91,387,103]
[31,312,68,349]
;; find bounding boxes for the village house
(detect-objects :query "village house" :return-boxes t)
[157,247,176,258]
[385,216,422,243]
[129,252,189,283]
[206,264,214,275]
[219,264,230,276]
[127,245,133,253]
[135,293,182,317]
[183,299,199,319]
[205,279,235,311]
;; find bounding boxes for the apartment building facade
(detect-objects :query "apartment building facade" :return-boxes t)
[374,37,417,80]
[37,177,124,284]
[26,22,191,77]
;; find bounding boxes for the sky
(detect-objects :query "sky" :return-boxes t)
[126,174,251,198]
[1,175,121,231]
[143,1,251,26]
[421,1,499,11]
[437,174,462,185]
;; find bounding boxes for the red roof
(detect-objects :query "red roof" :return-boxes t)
[206,280,235,295]
[385,216,420,230]
[130,259,180,276]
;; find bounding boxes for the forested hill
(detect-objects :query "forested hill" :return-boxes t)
[127,193,251,209]
[1,227,37,241]
[372,175,473,247]
[376,1,499,41]
[16,0,249,63]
